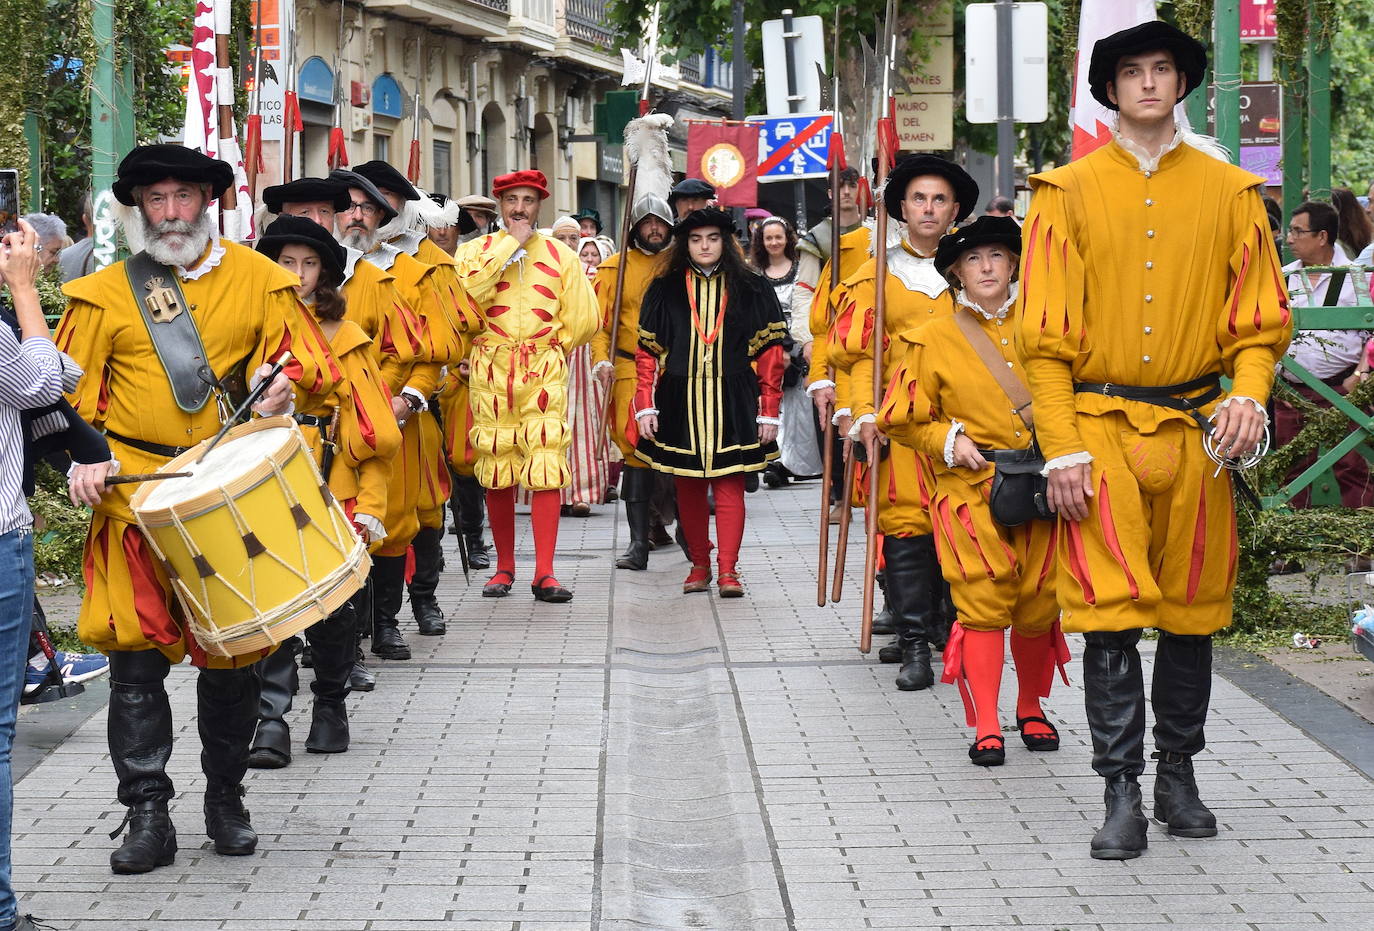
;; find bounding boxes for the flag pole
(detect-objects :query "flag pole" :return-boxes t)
[213,0,239,217]
[817,8,844,608]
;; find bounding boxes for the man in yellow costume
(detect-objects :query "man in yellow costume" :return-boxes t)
[58,145,333,874]
[1017,22,1290,860]
[453,170,600,602]
[352,161,476,641]
[591,194,674,570]
[833,154,978,692]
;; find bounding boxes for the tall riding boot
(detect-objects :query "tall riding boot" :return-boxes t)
[616,468,652,570]
[369,555,411,659]
[408,526,447,635]
[1151,631,1217,837]
[348,579,376,691]
[1082,629,1149,860]
[305,600,355,754]
[248,636,301,769]
[198,666,259,856]
[871,570,895,635]
[929,573,956,652]
[107,650,177,875]
[882,535,937,691]
[455,475,490,570]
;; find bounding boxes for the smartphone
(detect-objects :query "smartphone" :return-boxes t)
[0,169,19,236]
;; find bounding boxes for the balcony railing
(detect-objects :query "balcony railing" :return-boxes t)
[565,0,614,48]
[468,0,510,12]
[678,53,703,85]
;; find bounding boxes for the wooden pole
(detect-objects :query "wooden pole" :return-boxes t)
[816,157,843,606]
[214,18,238,214]
[830,443,855,603]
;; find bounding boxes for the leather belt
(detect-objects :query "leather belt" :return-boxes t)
[1073,373,1222,429]
[105,430,194,459]
[293,413,330,428]
[615,348,636,362]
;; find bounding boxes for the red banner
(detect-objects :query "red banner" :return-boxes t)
[686,121,760,208]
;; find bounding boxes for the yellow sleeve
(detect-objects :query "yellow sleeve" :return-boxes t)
[1219,187,1294,403]
[53,299,112,428]
[876,341,952,459]
[833,276,883,419]
[590,261,618,368]
[1015,181,1089,461]
[452,232,521,305]
[256,286,333,412]
[336,346,402,523]
[559,255,603,350]
[806,261,837,385]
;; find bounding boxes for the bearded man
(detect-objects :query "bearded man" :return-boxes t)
[55,145,333,875]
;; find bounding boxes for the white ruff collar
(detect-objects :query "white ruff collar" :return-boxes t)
[177,239,226,281]
[362,241,403,272]
[956,283,1019,320]
[886,241,948,298]
[390,229,425,257]
[341,246,364,285]
[1113,127,1184,173]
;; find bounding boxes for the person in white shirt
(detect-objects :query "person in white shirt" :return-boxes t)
[1278,200,1373,507]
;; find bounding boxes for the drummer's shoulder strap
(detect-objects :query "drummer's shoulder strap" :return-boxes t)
[124,251,214,413]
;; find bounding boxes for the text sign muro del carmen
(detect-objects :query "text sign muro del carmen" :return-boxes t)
[894,94,954,150]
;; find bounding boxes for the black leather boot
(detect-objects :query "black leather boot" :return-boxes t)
[106,650,177,875]
[197,666,259,856]
[408,526,447,635]
[1083,629,1149,859]
[305,601,354,754]
[454,475,490,570]
[929,574,956,652]
[882,535,937,691]
[369,555,411,660]
[1151,631,1217,837]
[871,571,894,635]
[349,579,376,691]
[615,468,652,570]
[248,637,300,769]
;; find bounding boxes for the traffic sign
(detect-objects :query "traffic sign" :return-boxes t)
[746,112,833,182]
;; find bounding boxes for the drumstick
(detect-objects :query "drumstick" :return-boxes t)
[196,351,295,463]
[105,472,193,486]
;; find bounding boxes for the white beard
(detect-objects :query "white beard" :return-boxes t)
[340,227,379,253]
[142,212,217,268]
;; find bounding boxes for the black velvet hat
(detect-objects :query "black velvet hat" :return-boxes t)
[327,169,400,224]
[255,215,349,286]
[668,178,717,210]
[673,207,737,237]
[354,160,421,201]
[262,177,350,214]
[883,155,979,224]
[111,144,234,206]
[1088,21,1207,111]
[934,216,1023,279]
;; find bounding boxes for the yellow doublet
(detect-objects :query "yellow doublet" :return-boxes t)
[591,248,668,464]
[879,311,1057,635]
[340,257,425,394]
[806,225,872,408]
[56,241,334,667]
[453,231,601,490]
[832,249,954,537]
[1017,139,1291,635]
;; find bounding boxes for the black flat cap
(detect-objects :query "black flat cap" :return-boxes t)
[255,215,349,286]
[112,144,234,206]
[668,178,716,208]
[934,215,1023,278]
[674,207,737,237]
[262,177,350,214]
[354,160,421,201]
[327,169,400,224]
[1088,21,1207,111]
[884,155,979,224]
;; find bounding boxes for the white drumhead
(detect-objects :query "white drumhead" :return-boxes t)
[141,426,293,508]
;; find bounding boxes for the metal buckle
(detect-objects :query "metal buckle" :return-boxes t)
[1100,382,1113,395]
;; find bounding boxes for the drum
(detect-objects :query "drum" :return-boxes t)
[130,416,370,657]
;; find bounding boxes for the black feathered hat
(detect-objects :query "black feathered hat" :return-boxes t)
[934,216,1022,279]
[327,169,400,224]
[353,160,421,201]
[262,177,350,214]
[673,207,737,237]
[255,215,349,286]
[111,144,234,207]
[1088,21,1207,111]
[883,155,979,224]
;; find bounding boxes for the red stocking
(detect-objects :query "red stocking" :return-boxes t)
[485,486,517,577]
[530,489,562,583]
[712,474,746,574]
[673,477,712,566]
[1010,628,1057,739]
[961,627,1007,740]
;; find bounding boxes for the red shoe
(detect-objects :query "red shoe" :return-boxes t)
[717,571,744,598]
[682,565,712,593]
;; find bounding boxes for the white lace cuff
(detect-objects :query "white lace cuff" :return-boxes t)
[943,421,965,468]
[756,415,781,426]
[592,360,614,376]
[254,398,295,417]
[354,513,386,543]
[401,386,429,412]
[634,408,658,420]
[806,379,835,395]
[1040,451,1094,476]
[68,457,120,478]
[831,407,851,426]
[1217,395,1269,426]
[848,413,875,439]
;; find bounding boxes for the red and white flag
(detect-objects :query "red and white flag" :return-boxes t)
[182,0,254,240]
[1070,0,1158,160]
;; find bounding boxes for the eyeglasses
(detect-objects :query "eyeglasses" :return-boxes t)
[1286,226,1317,237]
[344,201,379,216]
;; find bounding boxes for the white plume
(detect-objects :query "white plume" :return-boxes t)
[1181,131,1231,163]
[411,188,462,229]
[112,200,146,253]
[624,112,674,204]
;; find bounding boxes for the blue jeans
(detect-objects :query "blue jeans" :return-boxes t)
[0,528,35,929]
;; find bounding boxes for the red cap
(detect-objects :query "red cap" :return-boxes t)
[491,169,550,200]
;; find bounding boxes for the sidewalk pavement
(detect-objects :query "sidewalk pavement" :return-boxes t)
[12,484,1374,929]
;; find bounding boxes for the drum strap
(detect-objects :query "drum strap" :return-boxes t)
[124,251,214,413]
